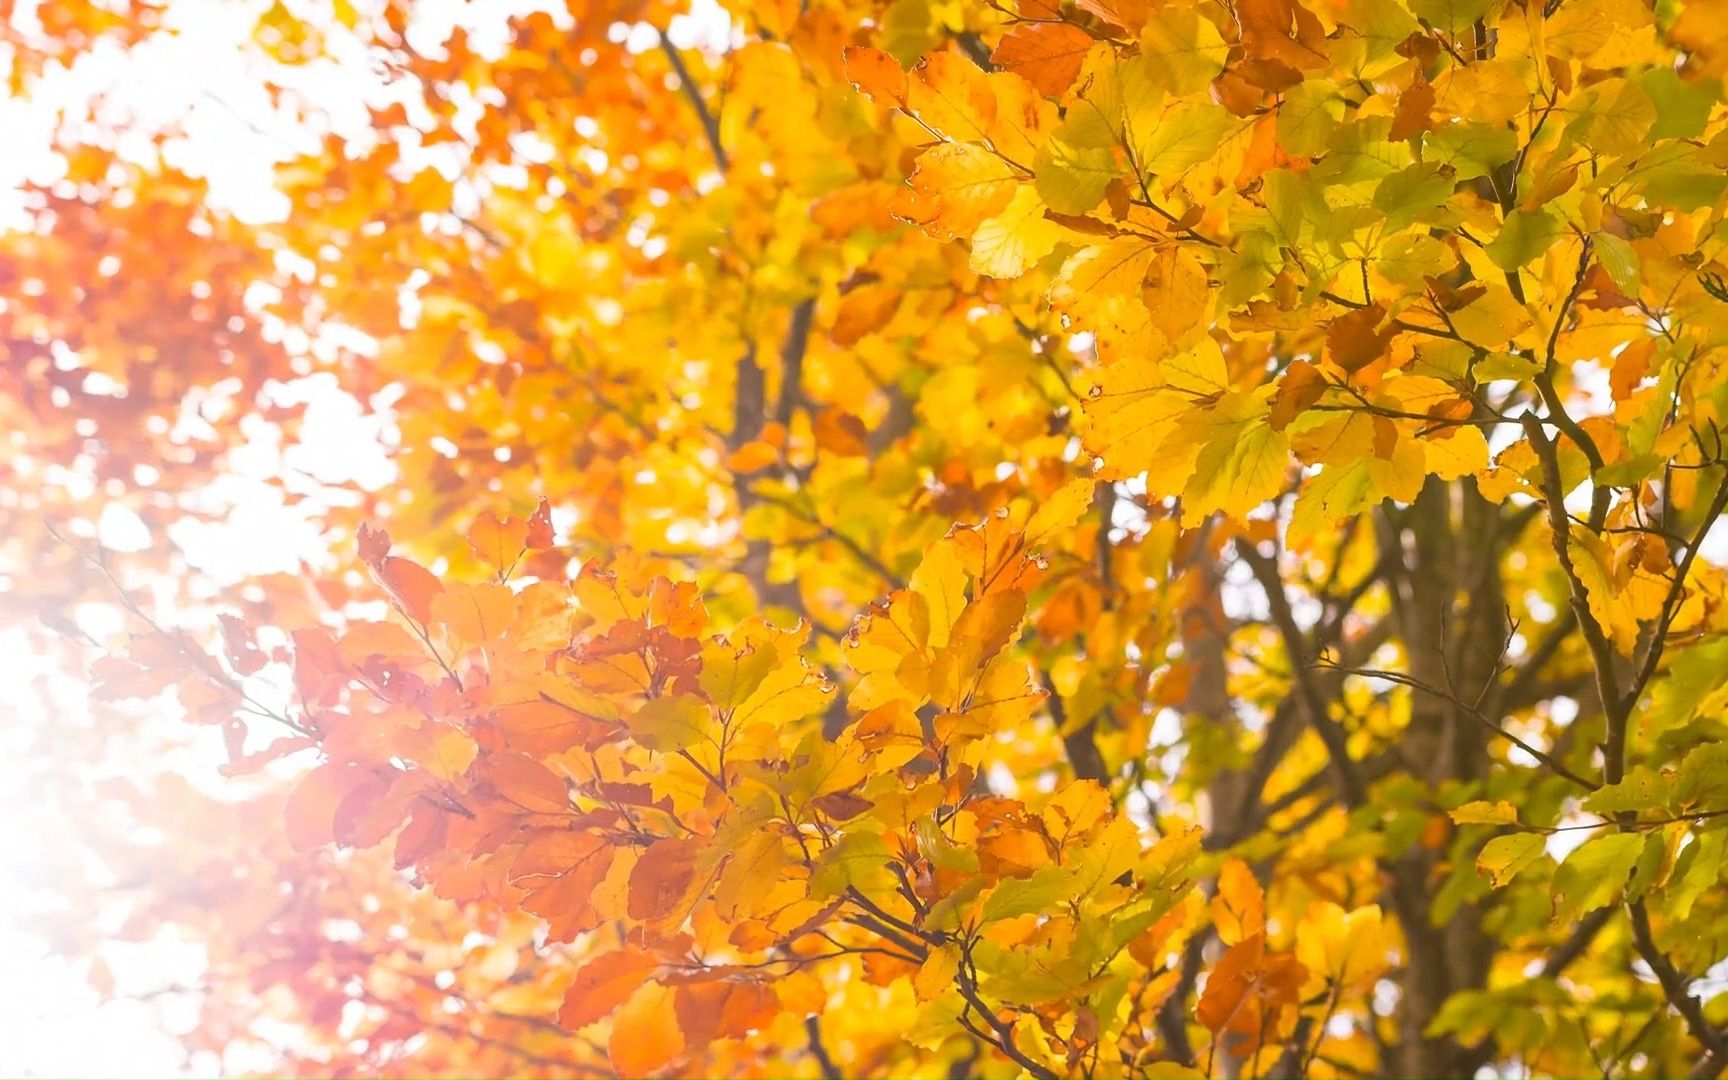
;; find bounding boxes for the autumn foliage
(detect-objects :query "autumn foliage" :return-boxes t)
[9,0,1728,1076]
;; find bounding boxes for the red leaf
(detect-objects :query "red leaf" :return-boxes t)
[284,761,361,852]
[357,521,391,565]
[291,627,350,708]
[526,497,555,548]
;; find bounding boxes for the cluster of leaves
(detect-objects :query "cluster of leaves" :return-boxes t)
[9,0,1728,1075]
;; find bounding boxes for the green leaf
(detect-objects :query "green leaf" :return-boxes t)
[1641,67,1718,141]
[1627,356,1677,456]
[1278,82,1343,158]
[1487,210,1563,271]
[1181,394,1291,526]
[1135,101,1235,180]
[1594,231,1641,294]
[1594,453,1663,488]
[1550,832,1644,924]
[983,864,1077,922]
[1408,0,1496,34]
[1474,351,1541,383]
[1477,833,1548,887]
[1035,134,1120,215]
[1672,741,1728,811]
[1631,144,1728,212]
[1373,164,1458,232]
[810,830,896,899]
[1583,765,1668,816]
[1646,639,1728,735]
[1426,123,1517,181]
[1666,829,1725,919]
[1626,832,1665,903]
[1290,459,1378,548]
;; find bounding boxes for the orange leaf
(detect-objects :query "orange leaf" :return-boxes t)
[1389,73,1435,141]
[559,950,663,1029]
[813,406,870,456]
[1196,932,1308,1040]
[1325,302,1393,373]
[990,22,1094,97]
[372,555,444,626]
[831,283,902,345]
[1210,858,1265,945]
[1269,359,1328,431]
[609,983,685,1076]
[843,45,905,105]
[1074,0,1153,31]
[726,439,781,474]
[466,510,529,571]
[628,837,700,922]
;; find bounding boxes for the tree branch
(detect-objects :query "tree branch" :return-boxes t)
[1520,412,1627,782]
[773,297,816,427]
[1629,900,1728,1073]
[658,31,729,172]
[1239,543,1368,807]
[806,1014,842,1080]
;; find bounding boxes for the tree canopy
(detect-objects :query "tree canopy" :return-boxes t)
[8,0,1728,1076]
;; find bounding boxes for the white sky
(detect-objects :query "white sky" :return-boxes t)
[1,2,390,1074]
[0,0,731,1073]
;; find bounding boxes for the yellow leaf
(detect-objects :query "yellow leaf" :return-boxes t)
[970,186,1063,279]
[1025,478,1099,550]
[1366,432,1425,503]
[1449,800,1519,826]
[1142,244,1212,346]
[1180,393,1290,525]
[1082,354,1208,481]
[426,727,478,780]
[1423,426,1489,480]
[1137,6,1227,94]
[911,539,969,650]
[431,582,518,646]
[1295,902,1392,992]
[898,142,1019,240]
[915,944,962,1001]
[1569,523,1640,654]
[1054,237,1159,308]
[628,694,715,753]
[1289,460,1377,548]
[930,590,1027,710]
[1448,283,1532,349]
